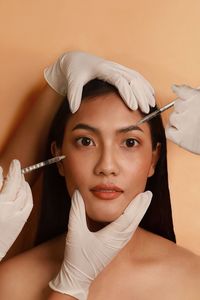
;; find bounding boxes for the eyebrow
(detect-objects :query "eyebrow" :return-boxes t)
[72,123,144,133]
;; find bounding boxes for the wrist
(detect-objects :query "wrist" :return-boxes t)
[49,267,90,300]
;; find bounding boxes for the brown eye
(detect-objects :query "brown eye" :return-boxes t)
[124,138,139,148]
[76,137,94,146]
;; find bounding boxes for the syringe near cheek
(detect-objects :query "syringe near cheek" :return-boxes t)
[21,155,66,174]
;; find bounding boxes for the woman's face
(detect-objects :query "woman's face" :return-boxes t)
[55,92,160,229]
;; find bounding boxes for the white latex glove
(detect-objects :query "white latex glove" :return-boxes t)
[0,160,33,260]
[44,51,155,113]
[49,189,152,300]
[165,84,200,155]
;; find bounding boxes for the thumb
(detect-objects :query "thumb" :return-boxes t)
[171,84,197,100]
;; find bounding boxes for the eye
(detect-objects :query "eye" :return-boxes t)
[123,138,139,148]
[76,137,95,147]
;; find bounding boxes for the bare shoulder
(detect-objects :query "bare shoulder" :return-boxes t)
[168,240,200,297]
[0,234,65,300]
[148,229,200,271]
[89,228,200,300]
[139,229,200,299]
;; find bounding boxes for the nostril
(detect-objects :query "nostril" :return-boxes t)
[94,150,120,176]
[94,167,119,177]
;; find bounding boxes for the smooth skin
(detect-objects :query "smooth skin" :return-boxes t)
[0,93,199,300]
[54,92,159,230]
[48,92,200,299]
[0,229,199,299]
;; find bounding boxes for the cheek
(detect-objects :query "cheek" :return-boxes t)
[126,160,150,181]
[123,151,153,193]
[61,152,91,195]
[61,140,154,197]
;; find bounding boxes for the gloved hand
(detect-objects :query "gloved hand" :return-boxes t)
[165,84,200,155]
[0,160,33,260]
[44,51,155,113]
[49,189,152,300]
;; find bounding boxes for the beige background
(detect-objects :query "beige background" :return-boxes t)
[0,0,200,254]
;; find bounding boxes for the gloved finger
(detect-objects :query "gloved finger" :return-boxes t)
[0,166,3,191]
[115,191,152,232]
[105,73,138,111]
[110,64,155,109]
[130,79,150,113]
[13,175,31,211]
[141,83,155,108]
[98,191,152,237]
[67,74,93,113]
[171,84,198,100]
[1,160,22,200]
[19,179,33,221]
[68,72,137,113]
[67,78,85,113]
[69,190,88,231]
[116,69,155,111]
[109,62,155,95]
[95,62,137,106]
[1,178,33,221]
[0,175,25,219]
[165,125,181,145]
[130,81,155,111]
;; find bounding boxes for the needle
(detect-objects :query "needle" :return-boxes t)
[135,100,176,126]
[21,155,66,174]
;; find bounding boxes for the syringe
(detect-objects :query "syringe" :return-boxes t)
[136,100,176,126]
[21,155,66,174]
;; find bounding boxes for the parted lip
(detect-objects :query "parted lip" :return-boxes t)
[90,184,123,192]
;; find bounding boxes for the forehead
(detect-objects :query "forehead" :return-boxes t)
[66,92,151,136]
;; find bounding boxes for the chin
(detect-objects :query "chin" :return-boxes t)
[84,196,128,226]
[85,206,125,231]
[87,208,122,223]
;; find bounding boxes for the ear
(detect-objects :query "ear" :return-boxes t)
[147,143,161,178]
[51,141,65,176]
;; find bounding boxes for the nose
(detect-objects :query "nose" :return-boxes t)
[94,146,120,177]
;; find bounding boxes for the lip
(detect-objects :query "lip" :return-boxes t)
[90,184,124,200]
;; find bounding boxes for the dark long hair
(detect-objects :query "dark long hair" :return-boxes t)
[35,79,176,245]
